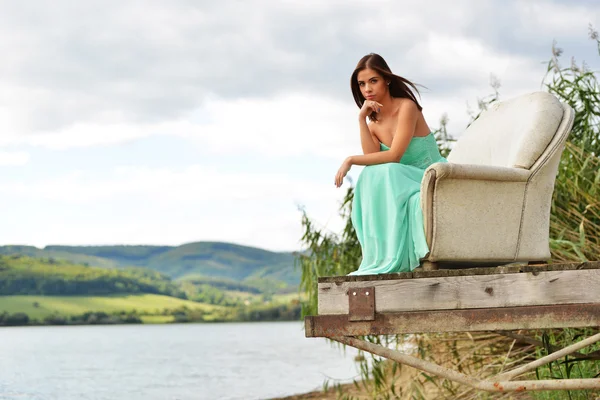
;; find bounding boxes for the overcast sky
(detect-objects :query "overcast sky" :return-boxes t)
[0,0,598,252]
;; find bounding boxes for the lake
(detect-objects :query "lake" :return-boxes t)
[0,322,359,400]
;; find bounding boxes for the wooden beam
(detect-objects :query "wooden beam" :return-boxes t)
[318,268,600,315]
[305,303,600,337]
[318,261,600,284]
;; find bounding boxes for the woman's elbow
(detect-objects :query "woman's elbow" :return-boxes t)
[390,153,402,163]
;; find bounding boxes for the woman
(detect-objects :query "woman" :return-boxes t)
[334,53,447,275]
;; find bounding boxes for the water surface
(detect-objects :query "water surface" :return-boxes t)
[0,322,359,400]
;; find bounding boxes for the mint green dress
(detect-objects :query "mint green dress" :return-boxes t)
[349,133,447,275]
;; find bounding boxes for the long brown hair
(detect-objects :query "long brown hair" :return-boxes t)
[351,53,424,122]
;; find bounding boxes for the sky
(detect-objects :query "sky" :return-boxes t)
[0,0,599,252]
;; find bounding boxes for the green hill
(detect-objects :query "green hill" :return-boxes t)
[0,253,301,325]
[43,244,171,267]
[0,254,185,297]
[0,242,300,285]
[143,242,297,283]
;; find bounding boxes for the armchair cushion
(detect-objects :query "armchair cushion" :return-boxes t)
[447,92,564,169]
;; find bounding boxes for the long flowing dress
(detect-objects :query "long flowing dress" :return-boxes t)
[349,132,448,275]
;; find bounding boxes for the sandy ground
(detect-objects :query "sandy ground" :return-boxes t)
[270,382,535,400]
[270,382,363,400]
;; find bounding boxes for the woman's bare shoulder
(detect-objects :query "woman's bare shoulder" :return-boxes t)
[395,98,430,134]
[395,97,419,111]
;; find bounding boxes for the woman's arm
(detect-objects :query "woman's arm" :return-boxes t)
[352,100,418,165]
[359,118,380,154]
[335,101,419,187]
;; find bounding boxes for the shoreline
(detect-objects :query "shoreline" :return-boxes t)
[270,382,360,400]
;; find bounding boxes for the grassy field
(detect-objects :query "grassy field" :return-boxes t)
[139,315,176,324]
[0,294,223,321]
[273,293,304,303]
[224,290,304,303]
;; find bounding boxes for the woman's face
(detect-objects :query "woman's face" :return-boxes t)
[357,68,387,101]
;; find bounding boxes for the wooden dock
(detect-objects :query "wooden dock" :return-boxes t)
[304,261,600,392]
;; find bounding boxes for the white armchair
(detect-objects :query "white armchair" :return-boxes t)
[420,91,575,266]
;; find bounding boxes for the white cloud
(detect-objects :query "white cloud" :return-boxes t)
[1,0,595,137]
[0,94,363,160]
[182,94,361,159]
[0,150,30,166]
[516,2,599,38]
[0,162,347,250]
[411,34,513,84]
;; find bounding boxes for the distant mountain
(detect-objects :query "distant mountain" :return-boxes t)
[0,242,300,285]
[0,245,118,268]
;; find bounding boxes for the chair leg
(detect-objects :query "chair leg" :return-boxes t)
[421,261,439,271]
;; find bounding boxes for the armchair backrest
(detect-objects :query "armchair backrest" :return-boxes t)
[447,92,565,169]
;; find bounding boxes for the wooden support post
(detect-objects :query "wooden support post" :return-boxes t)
[330,335,600,392]
[495,331,600,381]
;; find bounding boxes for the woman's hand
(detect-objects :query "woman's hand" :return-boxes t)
[359,100,383,119]
[335,157,353,188]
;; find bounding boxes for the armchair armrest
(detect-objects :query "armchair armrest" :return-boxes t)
[425,163,531,182]
[420,162,531,262]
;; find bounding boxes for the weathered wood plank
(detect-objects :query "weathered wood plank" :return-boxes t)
[305,303,600,337]
[318,261,600,284]
[318,268,600,315]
